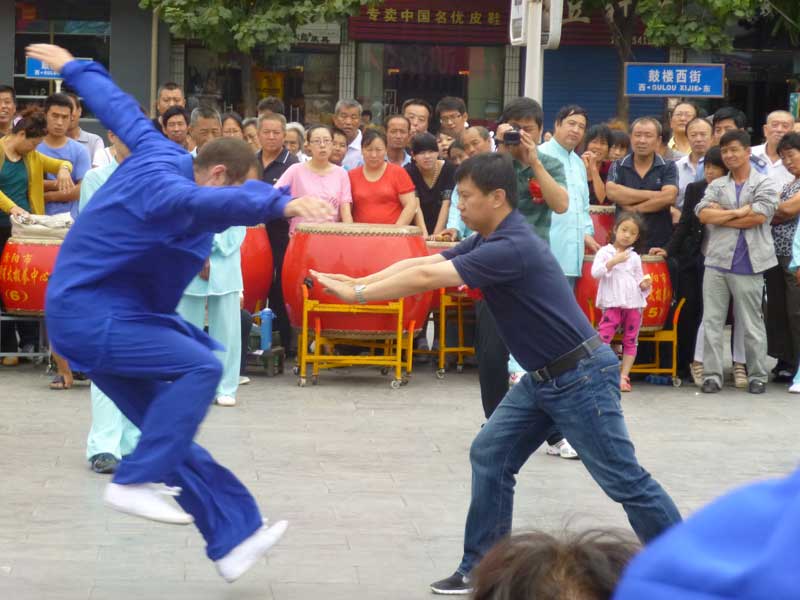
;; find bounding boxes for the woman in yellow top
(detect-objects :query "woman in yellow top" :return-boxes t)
[0,106,73,367]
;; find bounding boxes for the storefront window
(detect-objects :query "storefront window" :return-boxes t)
[185,46,339,122]
[356,43,504,128]
[14,1,110,109]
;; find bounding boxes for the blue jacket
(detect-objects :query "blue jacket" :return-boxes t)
[45,60,290,369]
[614,468,800,600]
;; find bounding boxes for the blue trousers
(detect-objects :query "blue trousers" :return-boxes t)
[50,313,262,561]
[457,345,681,575]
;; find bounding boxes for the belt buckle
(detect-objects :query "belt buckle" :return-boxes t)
[531,367,550,383]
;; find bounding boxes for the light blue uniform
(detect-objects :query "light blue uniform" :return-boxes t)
[446,188,473,239]
[79,158,142,461]
[791,225,800,388]
[540,138,594,279]
[177,227,246,399]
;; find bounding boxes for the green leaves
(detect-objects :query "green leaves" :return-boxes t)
[140,0,379,54]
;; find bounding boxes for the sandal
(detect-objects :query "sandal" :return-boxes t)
[49,375,72,390]
[620,375,632,392]
[690,361,704,387]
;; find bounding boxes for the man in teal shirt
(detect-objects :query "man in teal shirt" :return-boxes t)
[79,130,142,474]
[540,105,600,287]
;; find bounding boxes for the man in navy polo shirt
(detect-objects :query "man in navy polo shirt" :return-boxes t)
[312,152,682,596]
[607,117,679,249]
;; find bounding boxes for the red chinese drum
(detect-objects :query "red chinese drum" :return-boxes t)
[575,254,672,332]
[282,223,432,338]
[240,225,273,314]
[425,240,459,311]
[589,205,616,246]
[0,237,61,315]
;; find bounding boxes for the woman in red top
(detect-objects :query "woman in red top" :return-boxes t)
[349,128,417,225]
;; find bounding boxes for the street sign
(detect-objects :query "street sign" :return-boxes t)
[25,56,91,80]
[510,0,528,46]
[624,63,725,98]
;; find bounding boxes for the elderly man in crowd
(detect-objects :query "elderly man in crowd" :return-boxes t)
[333,100,364,171]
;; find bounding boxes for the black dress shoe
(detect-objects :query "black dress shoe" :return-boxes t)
[748,380,766,394]
[701,379,721,393]
[90,453,119,474]
[773,369,794,383]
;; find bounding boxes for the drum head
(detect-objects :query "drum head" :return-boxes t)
[294,222,423,237]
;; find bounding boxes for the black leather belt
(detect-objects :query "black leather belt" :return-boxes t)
[530,336,603,383]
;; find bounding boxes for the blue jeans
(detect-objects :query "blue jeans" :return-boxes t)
[457,344,681,575]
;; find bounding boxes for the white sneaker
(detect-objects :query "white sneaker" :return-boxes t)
[216,520,289,583]
[238,376,251,386]
[215,395,236,407]
[103,482,194,525]
[789,383,800,394]
[545,439,579,460]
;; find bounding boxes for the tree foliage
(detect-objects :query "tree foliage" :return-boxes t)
[139,0,379,55]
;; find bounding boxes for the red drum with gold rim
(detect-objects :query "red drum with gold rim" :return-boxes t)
[0,237,61,315]
[240,225,273,314]
[589,205,616,246]
[575,254,672,332]
[282,223,432,338]
[425,240,459,311]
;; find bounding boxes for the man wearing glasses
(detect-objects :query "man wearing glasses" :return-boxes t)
[436,96,469,138]
[333,100,364,171]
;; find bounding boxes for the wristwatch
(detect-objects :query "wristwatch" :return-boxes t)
[354,284,367,305]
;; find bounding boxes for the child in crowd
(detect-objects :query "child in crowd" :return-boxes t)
[329,127,348,167]
[607,129,630,162]
[447,136,467,165]
[436,131,454,160]
[276,124,353,232]
[472,529,639,600]
[591,213,652,392]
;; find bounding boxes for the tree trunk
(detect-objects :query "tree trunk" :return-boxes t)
[604,1,638,123]
[238,52,256,117]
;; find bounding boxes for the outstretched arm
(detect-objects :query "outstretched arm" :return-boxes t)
[26,44,162,155]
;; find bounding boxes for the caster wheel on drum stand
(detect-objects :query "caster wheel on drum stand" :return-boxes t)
[390,379,402,389]
[672,377,682,388]
[435,369,446,380]
[380,367,389,376]
[298,377,307,387]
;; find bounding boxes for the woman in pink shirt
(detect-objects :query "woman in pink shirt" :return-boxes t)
[276,124,353,233]
[591,213,653,392]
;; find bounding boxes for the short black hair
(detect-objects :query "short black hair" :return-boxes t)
[44,93,73,114]
[704,145,728,173]
[610,129,630,149]
[162,105,190,127]
[499,97,544,130]
[777,132,800,155]
[0,85,16,104]
[64,92,81,112]
[410,132,439,155]
[585,124,613,148]
[384,114,410,131]
[719,129,751,149]
[362,127,387,148]
[362,110,373,119]
[555,104,589,127]
[257,96,285,116]
[221,111,243,131]
[454,153,518,209]
[157,81,182,96]
[436,96,466,116]
[402,98,432,117]
[331,127,347,140]
[659,122,672,145]
[195,137,259,184]
[712,106,747,130]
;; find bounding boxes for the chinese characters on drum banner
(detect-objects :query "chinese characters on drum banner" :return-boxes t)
[645,272,670,322]
[0,250,51,308]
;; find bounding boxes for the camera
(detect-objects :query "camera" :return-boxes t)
[503,125,521,146]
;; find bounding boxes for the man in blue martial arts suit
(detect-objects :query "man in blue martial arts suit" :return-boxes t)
[30,44,333,583]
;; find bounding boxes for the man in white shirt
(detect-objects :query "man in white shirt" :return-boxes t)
[751,110,795,191]
[675,117,713,210]
[333,99,363,171]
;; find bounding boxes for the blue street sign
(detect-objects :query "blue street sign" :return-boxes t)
[25,57,91,80]
[624,63,725,98]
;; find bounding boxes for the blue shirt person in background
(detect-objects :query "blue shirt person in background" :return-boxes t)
[311,152,681,596]
[36,93,89,218]
[31,44,332,581]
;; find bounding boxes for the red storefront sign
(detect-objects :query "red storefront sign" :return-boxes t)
[348,1,510,45]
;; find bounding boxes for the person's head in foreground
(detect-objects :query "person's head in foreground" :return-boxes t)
[193,137,258,187]
[472,530,640,600]
[454,152,517,237]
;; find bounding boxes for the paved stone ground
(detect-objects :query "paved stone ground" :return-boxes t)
[1,357,799,600]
